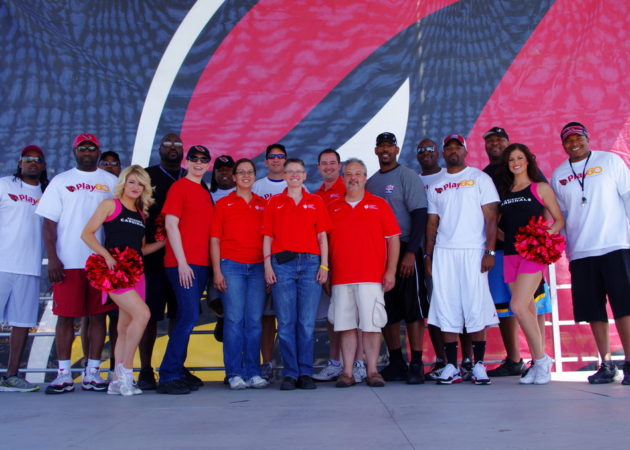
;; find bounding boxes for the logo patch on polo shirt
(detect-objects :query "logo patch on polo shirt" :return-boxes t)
[384,184,394,194]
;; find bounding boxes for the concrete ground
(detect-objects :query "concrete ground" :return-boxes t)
[1,375,629,450]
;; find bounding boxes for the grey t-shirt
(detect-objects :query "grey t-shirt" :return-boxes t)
[366,164,427,242]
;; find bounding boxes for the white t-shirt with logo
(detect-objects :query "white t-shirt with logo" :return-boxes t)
[419,168,446,191]
[0,176,43,275]
[551,150,630,260]
[252,177,287,200]
[427,167,499,250]
[36,168,117,269]
[211,187,236,204]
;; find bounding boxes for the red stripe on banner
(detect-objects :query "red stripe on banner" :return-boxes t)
[468,0,630,176]
[180,0,457,162]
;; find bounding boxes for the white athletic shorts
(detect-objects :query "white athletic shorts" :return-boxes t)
[329,283,387,333]
[0,272,40,328]
[428,248,499,334]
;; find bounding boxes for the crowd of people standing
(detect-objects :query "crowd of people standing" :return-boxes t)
[1,121,629,395]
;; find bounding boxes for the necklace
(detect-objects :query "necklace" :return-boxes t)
[159,165,183,182]
[568,151,592,206]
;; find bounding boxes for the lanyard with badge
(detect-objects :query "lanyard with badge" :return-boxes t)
[568,151,591,206]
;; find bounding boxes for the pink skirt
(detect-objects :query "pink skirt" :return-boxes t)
[101,274,146,305]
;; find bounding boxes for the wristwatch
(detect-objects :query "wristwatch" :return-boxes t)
[484,250,496,256]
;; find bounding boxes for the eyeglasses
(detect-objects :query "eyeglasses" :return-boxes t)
[235,169,255,176]
[76,145,98,152]
[417,146,436,153]
[162,141,183,148]
[99,161,120,167]
[267,154,286,160]
[285,170,305,175]
[20,156,44,163]
[187,156,210,163]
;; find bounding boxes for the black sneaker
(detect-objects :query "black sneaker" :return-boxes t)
[296,375,317,389]
[379,360,408,381]
[157,379,191,395]
[588,361,619,384]
[622,362,630,385]
[487,358,525,377]
[280,376,297,390]
[406,362,425,385]
[425,359,446,381]
[183,368,204,388]
[137,368,157,390]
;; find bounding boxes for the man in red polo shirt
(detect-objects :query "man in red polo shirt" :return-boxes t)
[312,149,348,382]
[328,158,400,387]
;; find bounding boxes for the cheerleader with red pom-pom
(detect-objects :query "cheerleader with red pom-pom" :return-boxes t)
[497,144,565,385]
[81,165,164,396]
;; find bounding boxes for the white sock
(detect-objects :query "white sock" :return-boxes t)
[58,360,71,372]
[535,355,548,364]
[87,359,101,370]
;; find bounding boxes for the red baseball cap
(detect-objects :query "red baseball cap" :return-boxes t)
[72,133,100,148]
[443,134,467,148]
[21,145,45,156]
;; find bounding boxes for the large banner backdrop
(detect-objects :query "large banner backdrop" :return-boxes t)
[1,0,628,372]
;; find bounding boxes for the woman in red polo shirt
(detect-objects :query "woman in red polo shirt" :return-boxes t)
[211,158,268,390]
[263,158,331,390]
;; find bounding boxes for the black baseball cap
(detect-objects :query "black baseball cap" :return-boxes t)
[187,145,211,160]
[483,127,509,140]
[214,154,235,169]
[376,132,397,146]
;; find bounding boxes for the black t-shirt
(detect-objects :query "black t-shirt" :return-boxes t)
[143,165,185,271]
[104,202,145,253]
[499,184,545,255]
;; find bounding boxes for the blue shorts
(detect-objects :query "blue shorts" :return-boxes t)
[490,251,552,318]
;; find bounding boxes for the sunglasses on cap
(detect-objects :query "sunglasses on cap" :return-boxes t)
[162,141,183,148]
[21,156,44,163]
[417,146,436,153]
[76,145,98,152]
[187,155,210,163]
[99,160,120,167]
[267,153,286,160]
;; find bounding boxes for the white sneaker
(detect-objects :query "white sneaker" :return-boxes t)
[519,361,536,384]
[352,361,367,383]
[533,355,553,385]
[115,364,135,397]
[312,360,343,381]
[436,363,462,384]
[45,369,74,394]
[107,380,121,395]
[82,366,108,391]
[246,376,268,389]
[229,376,247,390]
[472,362,491,385]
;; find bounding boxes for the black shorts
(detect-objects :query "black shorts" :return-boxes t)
[569,249,630,322]
[384,242,429,325]
[145,269,177,322]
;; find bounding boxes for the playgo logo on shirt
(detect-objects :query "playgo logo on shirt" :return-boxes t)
[434,179,475,193]
[558,166,604,186]
[7,193,39,205]
[65,183,111,193]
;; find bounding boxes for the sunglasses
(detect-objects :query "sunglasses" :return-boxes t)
[267,154,286,160]
[21,156,44,163]
[76,145,98,152]
[162,141,183,148]
[187,156,210,163]
[417,146,436,153]
[99,160,120,167]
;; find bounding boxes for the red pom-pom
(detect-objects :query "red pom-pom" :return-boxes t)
[154,214,166,242]
[514,216,566,265]
[85,247,144,292]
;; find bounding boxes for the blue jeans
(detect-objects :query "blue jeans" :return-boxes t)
[220,259,266,379]
[159,264,208,382]
[271,253,322,379]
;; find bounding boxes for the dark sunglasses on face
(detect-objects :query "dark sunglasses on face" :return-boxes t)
[187,156,210,164]
[267,153,286,160]
[417,146,436,153]
[99,161,120,167]
[20,156,44,163]
[162,141,183,148]
[76,145,98,152]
